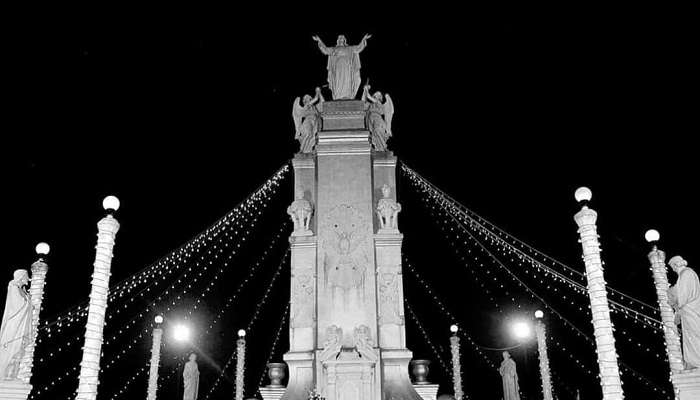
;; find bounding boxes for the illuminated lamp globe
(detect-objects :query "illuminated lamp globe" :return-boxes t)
[574,187,592,203]
[172,324,191,342]
[534,310,544,319]
[154,315,164,325]
[449,324,459,334]
[645,229,660,243]
[35,242,50,256]
[238,329,246,338]
[102,195,121,212]
[512,321,532,340]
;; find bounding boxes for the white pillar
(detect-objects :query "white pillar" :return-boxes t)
[235,330,246,400]
[573,187,623,400]
[449,325,463,400]
[75,196,121,400]
[17,243,51,385]
[534,312,554,400]
[146,322,164,400]
[645,231,683,397]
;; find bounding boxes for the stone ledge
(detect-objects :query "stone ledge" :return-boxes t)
[413,383,439,400]
[0,381,32,400]
[260,386,286,400]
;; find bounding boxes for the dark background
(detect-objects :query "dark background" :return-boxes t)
[2,5,697,400]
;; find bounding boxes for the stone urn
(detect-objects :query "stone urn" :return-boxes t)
[410,359,431,385]
[267,362,286,387]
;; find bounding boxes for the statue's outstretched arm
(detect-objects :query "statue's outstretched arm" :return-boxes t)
[356,33,372,53]
[313,35,331,55]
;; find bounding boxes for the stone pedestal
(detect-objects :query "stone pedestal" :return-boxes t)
[413,384,439,400]
[282,99,420,400]
[0,381,31,400]
[260,387,286,400]
[672,370,700,400]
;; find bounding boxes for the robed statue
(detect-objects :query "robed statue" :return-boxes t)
[498,351,520,400]
[292,87,324,154]
[668,255,700,369]
[362,84,394,151]
[312,34,371,100]
[183,353,200,400]
[0,269,32,380]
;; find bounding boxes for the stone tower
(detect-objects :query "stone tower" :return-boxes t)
[282,91,420,400]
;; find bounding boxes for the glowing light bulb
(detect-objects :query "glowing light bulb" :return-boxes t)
[35,242,50,256]
[574,187,592,203]
[535,310,544,319]
[102,195,121,212]
[238,329,246,338]
[645,229,660,243]
[172,324,191,342]
[450,324,459,334]
[154,315,164,324]
[512,321,532,340]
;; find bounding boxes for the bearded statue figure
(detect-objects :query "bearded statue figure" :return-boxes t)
[668,255,700,369]
[0,269,33,380]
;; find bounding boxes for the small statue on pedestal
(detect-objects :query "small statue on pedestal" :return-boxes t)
[183,353,200,400]
[0,269,32,380]
[319,325,342,362]
[362,84,394,151]
[498,351,520,400]
[668,255,700,370]
[292,88,325,154]
[376,184,401,232]
[287,190,314,236]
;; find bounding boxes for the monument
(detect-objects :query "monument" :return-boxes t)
[279,35,421,400]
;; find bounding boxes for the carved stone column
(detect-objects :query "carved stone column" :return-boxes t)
[17,247,50,385]
[75,198,121,400]
[534,317,554,400]
[573,188,623,400]
[146,326,163,400]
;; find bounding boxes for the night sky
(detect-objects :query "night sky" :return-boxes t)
[3,6,697,400]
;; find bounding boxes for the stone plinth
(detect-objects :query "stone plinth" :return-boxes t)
[672,370,700,400]
[0,381,31,400]
[321,100,366,131]
[413,384,439,400]
[260,387,286,400]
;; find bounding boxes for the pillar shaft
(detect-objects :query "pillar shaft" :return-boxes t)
[535,321,554,400]
[235,337,246,400]
[146,328,163,400]
[17,260,49,384]
[75,215,120,400]
[450,335,463,400]
[573,207,623,400]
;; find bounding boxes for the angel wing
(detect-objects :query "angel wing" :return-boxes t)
[384,94,394,137]
[292,97,304,138]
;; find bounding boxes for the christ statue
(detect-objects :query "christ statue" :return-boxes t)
[312,34,371,100]
[669,255,700,369]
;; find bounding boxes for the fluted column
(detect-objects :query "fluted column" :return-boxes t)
[75,197,121,400]
[534,314,553,400]
[235,330,246,400]
[573,187,623,400]
[17,243,51,385]
[449,325,463,400]
[146,324,164,400]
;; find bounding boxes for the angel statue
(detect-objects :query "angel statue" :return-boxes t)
[319,325,342,362]
[292,87,324,154]
[362,84,394,151]
[353,325,377,361]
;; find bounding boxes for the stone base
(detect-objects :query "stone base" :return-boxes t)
[281,351,315,400]
[381,349,423,400]
[0,381,31,400]
[672,369,700,400]
[260,386,286,400]
[413,384,439,400]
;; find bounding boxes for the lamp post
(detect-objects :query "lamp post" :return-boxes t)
[645,229,683,390]
[76,196,121,400]
[17,242,51,385]
[449,324,463,400]
[146,315,165,400]
[235,329,246,400]
[573,187,623,400]
[534,310,554,400]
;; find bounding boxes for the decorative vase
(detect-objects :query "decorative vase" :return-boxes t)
[267,362,287,387]
[410,359,431,385]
